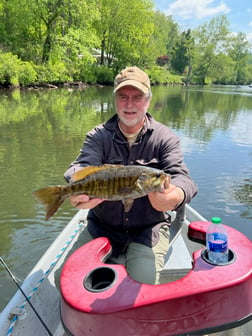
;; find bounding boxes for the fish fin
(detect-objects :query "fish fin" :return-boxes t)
[33,186,64,220]
[71,166,104,182]
[71,165,122,182]
[123,199,134,212]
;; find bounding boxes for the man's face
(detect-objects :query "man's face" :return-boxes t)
[115,85,151,131]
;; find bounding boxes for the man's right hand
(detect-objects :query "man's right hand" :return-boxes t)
[70,194,104,209]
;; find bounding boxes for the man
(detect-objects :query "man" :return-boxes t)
[64,66,197,285]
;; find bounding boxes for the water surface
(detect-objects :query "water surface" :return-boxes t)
[0,85,251,310]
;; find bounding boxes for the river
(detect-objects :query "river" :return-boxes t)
[0,85,251,313]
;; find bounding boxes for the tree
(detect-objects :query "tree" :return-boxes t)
[171,29,194,84]
[192,16,229,84]
[92,0,155,70]
[211,53,235,84]
[34,0,99,64]
[226,32,251,84]
[0,1,250,86]
[0,0,99,65]
[0,0,39,59]
[153,11,179,64]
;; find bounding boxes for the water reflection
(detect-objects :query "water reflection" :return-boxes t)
[229,112,252,146]
[234,176,252,220]
[0,85,251,310]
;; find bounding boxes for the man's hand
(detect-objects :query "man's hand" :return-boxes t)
[148,183,184,212]
[70,194,104,210]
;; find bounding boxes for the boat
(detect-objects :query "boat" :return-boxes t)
[0,205,251,336]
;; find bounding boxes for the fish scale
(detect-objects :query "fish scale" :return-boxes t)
[70,167,140,199]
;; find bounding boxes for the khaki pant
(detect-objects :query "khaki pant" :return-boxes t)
[55,224,170,287]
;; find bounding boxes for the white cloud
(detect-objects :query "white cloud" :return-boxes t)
[246,32,252,44]
[245,23,252,43]
[165,0,230,20]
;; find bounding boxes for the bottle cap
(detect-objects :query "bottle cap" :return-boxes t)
[211,217,221,224]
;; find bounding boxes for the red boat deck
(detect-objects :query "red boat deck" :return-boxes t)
[60,221,252,336]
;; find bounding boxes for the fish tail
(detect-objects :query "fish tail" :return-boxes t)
[33,186,64,220]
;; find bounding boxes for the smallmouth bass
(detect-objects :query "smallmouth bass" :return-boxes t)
[33,164,170,220]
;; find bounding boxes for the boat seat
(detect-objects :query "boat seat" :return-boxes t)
[161,205,191,281]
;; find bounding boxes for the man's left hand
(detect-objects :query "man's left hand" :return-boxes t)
[148,184,184,211]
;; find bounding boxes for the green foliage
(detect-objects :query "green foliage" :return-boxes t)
[211,53,235,84]
[93,0,156,69]
[18,62,37,86]
[0,52,36,86]
[0,53,19,86]
[35,62,72,84]
[247,64,252,82]
[192,16,230,85]
[148,67,183,85]
[95,66,114,85]
[226,33,251,84]
[78,65,98,85]
[171,29,194,78]
[77,64,114,85]
[153,11,179,61]
[0,1,251,87]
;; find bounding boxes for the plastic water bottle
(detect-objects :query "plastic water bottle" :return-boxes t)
[206,217,228,264]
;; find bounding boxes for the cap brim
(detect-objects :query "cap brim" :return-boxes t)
[114,80,149,94]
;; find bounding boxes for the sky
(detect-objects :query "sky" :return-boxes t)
[155,0,252,43]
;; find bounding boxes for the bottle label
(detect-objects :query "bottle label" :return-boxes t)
[207,233,228,253]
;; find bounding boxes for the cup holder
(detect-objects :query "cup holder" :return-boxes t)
[84,267,117,292]
[201,249,236,266]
